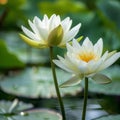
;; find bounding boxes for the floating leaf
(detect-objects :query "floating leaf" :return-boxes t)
[95,115,120,120]
[0,32,49,64]
[0,100,33,113]
[14,109,62,120]
[0,108,62,120]
[0,67,82,98]
[0,40,24,70]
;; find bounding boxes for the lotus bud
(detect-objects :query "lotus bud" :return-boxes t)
[48,25,63,46]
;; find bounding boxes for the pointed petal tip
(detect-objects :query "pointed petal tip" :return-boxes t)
[21,25,25,30]
[59,75,82,88]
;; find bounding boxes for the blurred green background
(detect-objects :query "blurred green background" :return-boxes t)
[0,0,120,70]
[0,0,120,120]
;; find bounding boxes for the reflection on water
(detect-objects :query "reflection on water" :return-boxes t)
[0,90,109,120]
[37,97,108,120]
[64,98,107,120]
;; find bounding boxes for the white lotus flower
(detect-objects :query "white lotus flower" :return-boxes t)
[53,37,120,87]
[20,14,81,48]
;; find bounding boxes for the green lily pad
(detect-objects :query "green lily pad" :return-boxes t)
[95,115,120,120]
[0,110,62,120]
[0,40,24,70]
[0,100,62,120]
[0,100,33,113]
[0,67,82,98]
[0,32,49,64]
[86,66,120,95]
[14,109,62,120]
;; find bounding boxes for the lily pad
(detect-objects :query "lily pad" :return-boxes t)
[0,32,49,64]
[0,110,62,120]
[95,115,120,120]
[0,100,33,113]
[0,40,24,70]
[0,100,62,120]
[86,66,120,95]
[14,109,62,120]
[0,67,82,98]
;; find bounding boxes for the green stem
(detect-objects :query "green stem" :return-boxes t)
[49,47,66,120]
[82,77,88,120]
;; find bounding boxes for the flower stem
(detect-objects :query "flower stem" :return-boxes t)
[82,77,88,120]
[49,47,66,120]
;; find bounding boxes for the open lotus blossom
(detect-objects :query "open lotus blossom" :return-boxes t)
[53,37,120,87]
[19,14,81,48]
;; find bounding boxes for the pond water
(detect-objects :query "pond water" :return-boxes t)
[0,90,119,120]
[27,97,108,120]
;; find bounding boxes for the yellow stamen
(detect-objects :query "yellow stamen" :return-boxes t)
[78,52,96,62]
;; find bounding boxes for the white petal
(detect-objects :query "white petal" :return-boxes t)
[87,59,103,74]
[49,14,60,31]
[59,74,83,88]
[66,43,74,53]
[49,14,56,30]
[56,15,61,25]
[63,23,81,42]
[92,73,112,84]
[64,55,81,73]
[28,20,40,37]
[82,37,94,51]
[94,38,103,57]
[100,51,109,61]
[99,52,120,70]
[53,60,73,73]
[61,17,72,33]
[34,16,42,26]
[34,17,49,40]
[42,14,49,25]
[72,39,81,49]
[56,55,75,72]
[78,61,87,74]
[106,51,116,59]
[21,26,39,41]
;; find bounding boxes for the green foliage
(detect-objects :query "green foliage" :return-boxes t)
[38,0,87,16]
[0,0,27,29]
[0,40,25,70]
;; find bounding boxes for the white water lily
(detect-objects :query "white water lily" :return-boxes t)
[53,37,120,87]
[20,14,81,48]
